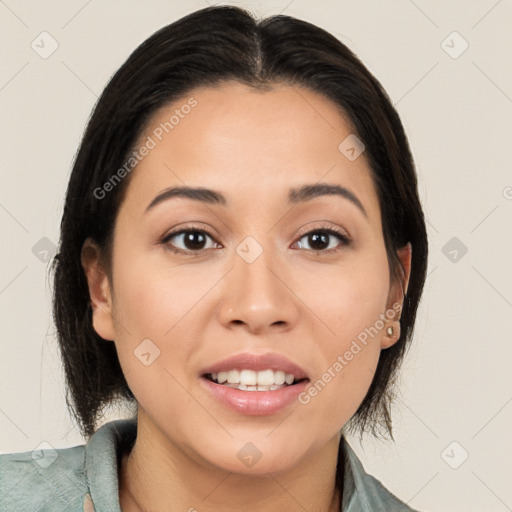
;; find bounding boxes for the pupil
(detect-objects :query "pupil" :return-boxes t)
[309,232,329,250]
[185,231,206,250]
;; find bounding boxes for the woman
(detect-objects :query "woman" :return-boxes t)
[0,5,427,511]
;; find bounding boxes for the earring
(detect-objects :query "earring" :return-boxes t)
[386,326,394,337]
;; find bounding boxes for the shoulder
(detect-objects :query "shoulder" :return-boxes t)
[1,418,136,512]
[0,443,89,512]
[341,439,419,512]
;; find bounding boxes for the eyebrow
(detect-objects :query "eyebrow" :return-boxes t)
[145,183,367,217]
[145,186,226,211]
[288,183,367,217]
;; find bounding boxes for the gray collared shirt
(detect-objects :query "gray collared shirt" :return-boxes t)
[0,419,417,511]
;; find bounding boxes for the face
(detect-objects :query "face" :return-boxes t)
[83,82,410,475]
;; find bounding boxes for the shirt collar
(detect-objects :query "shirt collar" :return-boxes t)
[85,419,135,512]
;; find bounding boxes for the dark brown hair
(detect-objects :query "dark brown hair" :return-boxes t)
[52,5,428,441]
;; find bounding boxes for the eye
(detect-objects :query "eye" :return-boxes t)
[294,228,350,253]
[161,225,350,255]
[162,228,220,254]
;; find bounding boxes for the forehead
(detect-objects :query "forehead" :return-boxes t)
[121,82,379,218]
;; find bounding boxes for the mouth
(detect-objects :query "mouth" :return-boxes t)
[199,353,310,415]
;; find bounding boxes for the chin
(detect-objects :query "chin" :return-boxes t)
[194,436,313,477]
[214,452,301,477]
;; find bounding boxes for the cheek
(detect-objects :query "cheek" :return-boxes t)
[314,250,390,342]
[298,251,389,423]
[108,247,222,395]
[111,245,214,338]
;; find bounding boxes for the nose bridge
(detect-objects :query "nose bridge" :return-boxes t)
[217,234,299,332]
[235,234,285,305]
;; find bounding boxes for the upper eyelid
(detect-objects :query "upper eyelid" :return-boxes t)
[165,225,219,238]
[163,224,348,239]
[295,223,350,240]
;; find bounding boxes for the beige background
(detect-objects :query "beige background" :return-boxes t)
[1,1,511,511]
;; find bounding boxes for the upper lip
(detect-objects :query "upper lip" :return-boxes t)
[200,352,309,380]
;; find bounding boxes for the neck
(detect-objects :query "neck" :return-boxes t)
[119,410,342,512]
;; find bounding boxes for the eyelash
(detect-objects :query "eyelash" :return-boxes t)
[161,224,351,256]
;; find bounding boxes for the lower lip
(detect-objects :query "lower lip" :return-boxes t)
[200,377,309,415]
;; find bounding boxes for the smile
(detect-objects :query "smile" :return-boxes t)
[200,352,310,414]
[206,369,303,391]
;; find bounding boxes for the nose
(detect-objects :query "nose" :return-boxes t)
[216,242,300,335]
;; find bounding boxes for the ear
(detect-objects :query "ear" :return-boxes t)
[81,238,115,341]
[381,242,412,349]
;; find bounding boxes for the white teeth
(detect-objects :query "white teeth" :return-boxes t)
[240,369,257,386]
[221,382,287,391]
[209,369,300,389]
[274,370,286,385]
[227,370,240,384]
[256,369,274,386]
